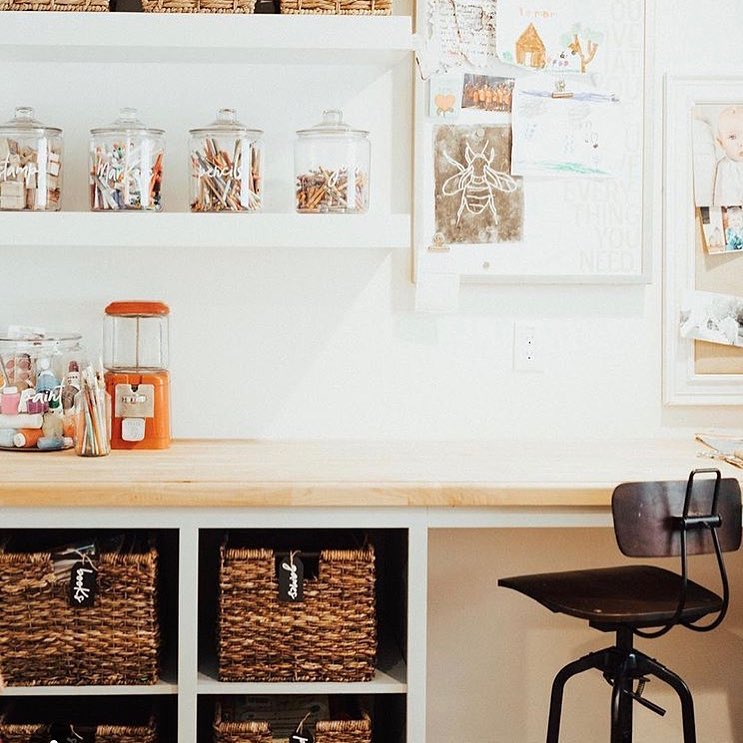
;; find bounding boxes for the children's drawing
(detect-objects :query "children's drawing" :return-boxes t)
[692,104,743,207]
[511,75,622,177]
[496,2,604,74]
[434,126,523,244]
[424,0,499,75]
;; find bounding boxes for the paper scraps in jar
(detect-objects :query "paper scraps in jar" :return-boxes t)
[422,0,499,76]
[698,205,743,255]
[434,125,523,244]
[679,290,743,348]
[495,0,605,74]
[510,75,621,178]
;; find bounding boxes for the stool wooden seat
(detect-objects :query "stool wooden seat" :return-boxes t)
[498,469,742,743]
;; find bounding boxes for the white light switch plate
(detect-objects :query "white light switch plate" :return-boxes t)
[514,322,543,372]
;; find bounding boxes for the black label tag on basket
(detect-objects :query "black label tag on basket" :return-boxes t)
[69,561,97,608]
[48,724,95,743]
[289,731,313,743]
[278,553,304,603]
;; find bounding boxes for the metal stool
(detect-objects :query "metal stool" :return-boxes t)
[499,469,742,743]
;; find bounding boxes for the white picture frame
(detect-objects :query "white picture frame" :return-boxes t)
[413,0,653,285]
[663,75,743,405]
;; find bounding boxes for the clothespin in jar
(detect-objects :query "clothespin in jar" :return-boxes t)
[551,78,573,99]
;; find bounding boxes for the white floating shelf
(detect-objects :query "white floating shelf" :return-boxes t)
[0,12,413,65]
[2,212,411,249]
[0,679,179,696]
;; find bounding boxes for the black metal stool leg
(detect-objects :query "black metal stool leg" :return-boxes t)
[610,661,633,743]
[546,650,610,743]
[640,656,697,743]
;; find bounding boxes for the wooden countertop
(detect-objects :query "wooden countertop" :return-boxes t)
[0,438,736,508]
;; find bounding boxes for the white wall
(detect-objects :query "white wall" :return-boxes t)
[3,1,742,440]
[426,10,743,743]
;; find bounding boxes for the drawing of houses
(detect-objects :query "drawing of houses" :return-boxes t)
[516,23,546,68]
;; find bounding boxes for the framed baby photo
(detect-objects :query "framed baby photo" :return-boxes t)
[664,75,743,405]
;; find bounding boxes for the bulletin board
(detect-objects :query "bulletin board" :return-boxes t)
[664,76,743,405]
[413,0,652,285]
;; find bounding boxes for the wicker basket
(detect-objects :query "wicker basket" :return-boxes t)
[218,538,377,682]
[0,0,107,10]
[0,704,157,743]
[214,704,372,743]
[0,535,160,687]
[141,0,255,12]
[280,0,389,14]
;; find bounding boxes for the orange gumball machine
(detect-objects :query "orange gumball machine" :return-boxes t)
[103,301,171,450]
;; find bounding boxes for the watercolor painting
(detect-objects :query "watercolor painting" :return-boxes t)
[434,125,523,244]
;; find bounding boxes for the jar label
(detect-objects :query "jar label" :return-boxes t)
[114,383,155,418]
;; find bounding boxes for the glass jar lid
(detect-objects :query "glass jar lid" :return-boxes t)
[90,107,165,137]
[296,109,369,139]
[189,108,263,138]
[0,107,62,137]
[0,332,82,344]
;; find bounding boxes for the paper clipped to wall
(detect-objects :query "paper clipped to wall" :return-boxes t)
[510,75,622,177]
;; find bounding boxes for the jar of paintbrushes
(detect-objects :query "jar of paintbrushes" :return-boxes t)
[74,365,111,457]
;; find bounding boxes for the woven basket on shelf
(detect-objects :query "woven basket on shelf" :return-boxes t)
[141,0,255,12]
[280,0,389,13]
[0,538,160,687]
[0,0,107,10]
[214,705,372,743]
[0,709,158,743]
[218,541,377,682]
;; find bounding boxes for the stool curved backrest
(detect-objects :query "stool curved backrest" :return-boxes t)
[612,472,742,558]
[612,468,742,636]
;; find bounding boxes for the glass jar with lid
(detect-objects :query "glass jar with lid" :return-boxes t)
[294,110,370,214]
[0,332,83,451]
[189,108,263,213]
[0,107,62,212]
[90,108,165,212]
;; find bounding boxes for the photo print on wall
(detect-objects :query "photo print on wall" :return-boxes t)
[692,104,743,208]
[433,125,524,244]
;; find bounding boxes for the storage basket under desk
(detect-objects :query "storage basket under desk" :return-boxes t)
[0,533,160,687]
[140,0,255,12]
[217,533,377,682]
[214,703,372,743]
[279,0,389,14]
[0,0,107,11]
[0,699,158,743]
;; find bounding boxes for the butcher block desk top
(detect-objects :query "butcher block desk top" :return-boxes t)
[0,438,736,508]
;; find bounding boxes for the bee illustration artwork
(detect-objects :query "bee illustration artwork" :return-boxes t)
[441,143,519,225]
[434,125,524,244]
